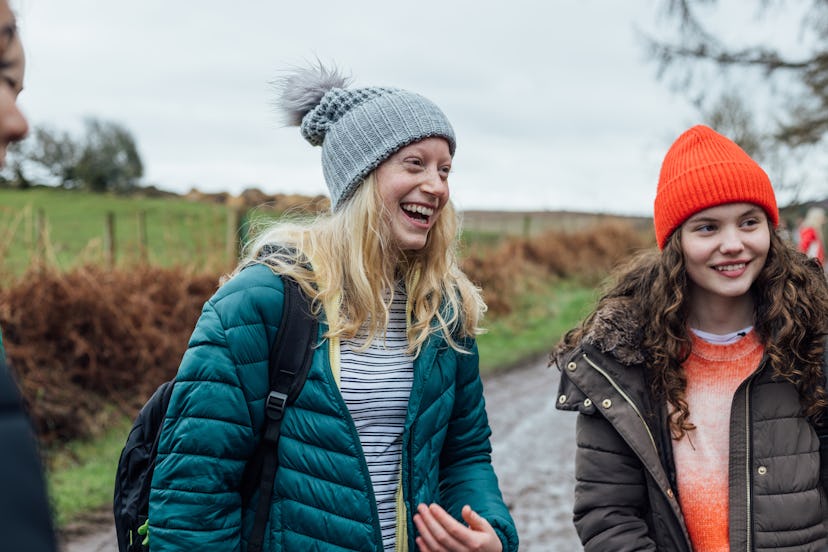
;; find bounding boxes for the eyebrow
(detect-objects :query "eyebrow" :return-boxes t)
[686,207,764,223]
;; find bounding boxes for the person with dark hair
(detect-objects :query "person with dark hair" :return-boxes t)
[553,125,828,551]
[0,1,57,550]
[148,62,518,552]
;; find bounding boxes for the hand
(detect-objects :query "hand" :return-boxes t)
[413,503,503,552]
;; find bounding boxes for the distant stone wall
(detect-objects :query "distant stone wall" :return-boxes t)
[184,187,330,215]
[461,210,652,237]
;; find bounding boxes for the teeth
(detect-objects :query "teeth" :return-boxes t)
[715,263,745,271]
[402,204,434,216]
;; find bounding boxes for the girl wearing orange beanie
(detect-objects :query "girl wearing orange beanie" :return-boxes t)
[552,125,828,551]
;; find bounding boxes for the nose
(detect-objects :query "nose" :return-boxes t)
[2,102,28,143]
[420,167,449,202]
[0,93,27,167]
[719,226,745,255]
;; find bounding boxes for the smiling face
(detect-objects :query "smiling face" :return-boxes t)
[374,137,452,251]
[679,202,771,316]
[0,1,27,166]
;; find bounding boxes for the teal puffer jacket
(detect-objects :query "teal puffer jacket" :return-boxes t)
[149,264,518,551]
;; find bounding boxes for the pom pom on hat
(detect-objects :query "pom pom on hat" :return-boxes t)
[653,125,779,249]
[274,61,456,211]
[274,62,351,127]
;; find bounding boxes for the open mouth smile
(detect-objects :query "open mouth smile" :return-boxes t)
[401,203,434,225]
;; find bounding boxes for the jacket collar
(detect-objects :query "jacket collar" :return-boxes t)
[556,297,647,369]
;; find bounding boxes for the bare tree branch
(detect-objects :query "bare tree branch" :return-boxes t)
[644,0,828,198]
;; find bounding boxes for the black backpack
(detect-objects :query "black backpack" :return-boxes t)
[113,275,317,552]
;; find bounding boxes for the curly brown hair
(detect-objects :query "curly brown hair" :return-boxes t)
[556,223,828,439]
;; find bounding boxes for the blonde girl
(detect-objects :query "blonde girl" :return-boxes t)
[149,63,518,552]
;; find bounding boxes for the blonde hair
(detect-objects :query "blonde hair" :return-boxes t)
[802,206,826,229]
[234,173,485,355]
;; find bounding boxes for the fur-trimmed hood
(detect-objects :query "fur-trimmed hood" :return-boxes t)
[555,297,647,367]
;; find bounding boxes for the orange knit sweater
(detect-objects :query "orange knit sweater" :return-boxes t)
[673,330,764,552]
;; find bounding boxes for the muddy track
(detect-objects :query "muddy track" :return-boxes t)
[485,357,580,550]
[63,358,579,551]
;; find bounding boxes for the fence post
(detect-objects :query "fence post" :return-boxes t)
[137,210,148,263]
[226,207,241,266]
[104,212,116,268]
[35,208,46,267]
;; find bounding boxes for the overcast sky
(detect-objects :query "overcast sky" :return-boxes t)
[10,0,815,215]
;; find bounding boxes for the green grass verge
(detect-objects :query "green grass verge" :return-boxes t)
[477,280,596,374]
[46,279,597,530]
[47,416,132,528]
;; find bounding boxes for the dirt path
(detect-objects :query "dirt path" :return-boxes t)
[62,357,579,551]
[484,357,580,550]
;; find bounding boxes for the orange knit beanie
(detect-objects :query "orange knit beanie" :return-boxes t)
[653,125,778,249]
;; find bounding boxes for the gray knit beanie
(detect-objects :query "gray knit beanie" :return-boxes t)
[275,62,456,211]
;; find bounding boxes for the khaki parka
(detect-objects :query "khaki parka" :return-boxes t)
[554,299,828,551]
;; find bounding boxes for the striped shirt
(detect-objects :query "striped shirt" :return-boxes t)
[340,288,413,551]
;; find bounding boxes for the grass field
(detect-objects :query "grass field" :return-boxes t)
[0,188,233,274]
[1,188,653,277]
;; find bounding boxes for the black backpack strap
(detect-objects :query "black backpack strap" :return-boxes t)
[246,275,317,552]
[113,378,175,552]
[134,381,175,532]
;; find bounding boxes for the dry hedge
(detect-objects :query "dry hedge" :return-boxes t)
[0,265,220,444]
[462,221,653,315]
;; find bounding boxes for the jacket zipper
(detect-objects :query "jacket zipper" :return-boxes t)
[396,290,416,552]
[394,298,419,552]
[745,378,752,552]
[582,354,659,455]
[583,352,692,551]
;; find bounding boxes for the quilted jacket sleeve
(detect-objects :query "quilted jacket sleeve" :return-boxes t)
[574,412,657,550]
[149,266,283,551]
[560,368,656,552]
[437,339,519,552]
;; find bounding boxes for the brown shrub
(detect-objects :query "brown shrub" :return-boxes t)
[531,221,653,280]
[0,265,220,444]
[463,221,653,316]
